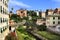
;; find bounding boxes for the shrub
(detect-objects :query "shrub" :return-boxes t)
[38,25,47,31]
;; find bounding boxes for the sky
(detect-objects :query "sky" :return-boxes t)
[8,0,60,13]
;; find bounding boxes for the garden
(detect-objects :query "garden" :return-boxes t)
[16,25,36,40]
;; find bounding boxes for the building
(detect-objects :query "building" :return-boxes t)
[16,9,27,18]
[46,14,60,27]
[42,12,46,18]
[45,9,54,17]
[0,0,9,40]
[48,9,53,15]
[46,13,60,33]
[36,19,45,25]
[35,10,39,16]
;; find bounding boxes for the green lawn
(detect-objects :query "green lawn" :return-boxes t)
[16,30,24,40]
[16,26,36,40]
[37,31,60,40]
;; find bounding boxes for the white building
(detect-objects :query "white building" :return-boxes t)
[0,0,9,40]
[35,10,39,16]
[46,14,60,27]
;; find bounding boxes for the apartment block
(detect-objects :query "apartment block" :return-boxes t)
[0,0,9,40]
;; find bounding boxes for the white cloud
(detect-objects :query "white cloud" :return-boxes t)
[9,0,31,8]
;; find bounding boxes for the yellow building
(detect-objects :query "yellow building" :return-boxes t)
[42,12,46,18]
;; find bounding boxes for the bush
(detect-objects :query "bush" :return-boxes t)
[38,25,47,31]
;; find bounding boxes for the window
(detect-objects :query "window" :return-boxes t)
[3,18,4,22]
[21,11,23,13]
[0,28,1,33]
[1,6,2,13]
[1,28,2,33]
[5,18,7,22]
[0,6,2,13]
[1,18,2,23]
[5,9,6,14]
[58,17,60,19]
[3,8,4,13]
[3,0,4,4]
[53,21,55,24]
[53,17,55,20]
[58,21,60,24]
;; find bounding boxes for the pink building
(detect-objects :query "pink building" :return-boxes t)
[16,9,27,18]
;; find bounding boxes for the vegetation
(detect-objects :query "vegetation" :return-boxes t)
[27,10,37,17]
[37,31,60,40]
[37,24,47,31]
[10,14,23,23]
[23,17,28,21]
[9,9,60,40]
[16,25,36,40]
[16,30,24,40]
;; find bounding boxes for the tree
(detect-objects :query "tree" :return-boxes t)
[10,14,22,23]
[23,16,28,21]
[27,10,37,17]
[38,24,47,31]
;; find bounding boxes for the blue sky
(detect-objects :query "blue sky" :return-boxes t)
[8,0,60,13]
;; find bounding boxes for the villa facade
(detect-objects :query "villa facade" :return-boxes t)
[46,14,60,27]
